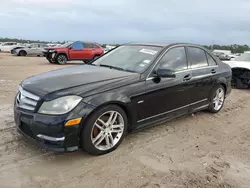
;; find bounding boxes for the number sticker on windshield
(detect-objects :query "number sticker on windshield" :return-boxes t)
[139,49,158,55]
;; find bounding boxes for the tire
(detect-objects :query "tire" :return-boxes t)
[48,59,55,64]
[19,50,27,56]
[81,105,128,155]
[208,85,225,113]
[56,54,67,65]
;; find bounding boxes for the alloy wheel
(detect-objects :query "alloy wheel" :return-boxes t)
[213,88,225,111]
[91,111,125,151]
[57,55,67,64]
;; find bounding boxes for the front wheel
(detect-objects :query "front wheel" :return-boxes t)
[208,85,225,113]
[56,54,67,65]
[19,50,27,56]
[81,105,128,155]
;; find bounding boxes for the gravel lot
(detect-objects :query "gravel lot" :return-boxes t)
[0,53,250,188]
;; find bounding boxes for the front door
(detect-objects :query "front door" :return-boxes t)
[136,46,193,123]
[69,41,92,60]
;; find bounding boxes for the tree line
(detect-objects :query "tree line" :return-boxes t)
[203,44,250,53]
[1,37,250,53]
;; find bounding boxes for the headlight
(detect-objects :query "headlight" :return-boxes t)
[38,95,82,115]
[49,49,56,52]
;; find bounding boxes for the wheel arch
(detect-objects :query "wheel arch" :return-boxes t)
[78,100,132,149]
[208,77,228,100]
[82,100,132,131]
[216,77,228,93]
[19,49,27,55]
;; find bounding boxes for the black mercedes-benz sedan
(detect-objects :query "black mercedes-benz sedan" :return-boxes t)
[14,43,232,155]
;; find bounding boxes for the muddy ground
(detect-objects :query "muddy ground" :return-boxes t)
[0,53,250,188]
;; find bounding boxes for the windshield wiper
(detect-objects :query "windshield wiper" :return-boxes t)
[99,64,125,71]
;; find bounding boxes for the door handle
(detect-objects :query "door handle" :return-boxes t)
[183,74,192,81]
[211,69,216,74]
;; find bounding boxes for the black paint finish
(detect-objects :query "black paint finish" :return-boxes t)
[14,43,232,152]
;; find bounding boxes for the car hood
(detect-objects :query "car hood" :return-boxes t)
[222,60,250,70]
[44,47,66,50]
[21,65,140,100]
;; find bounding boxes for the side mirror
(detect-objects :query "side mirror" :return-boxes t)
[69,47,72,50]
[155,68,176,78]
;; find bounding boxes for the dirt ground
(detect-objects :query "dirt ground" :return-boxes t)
[0,53,250,188]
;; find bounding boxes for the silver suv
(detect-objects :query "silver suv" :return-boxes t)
[12,43,48,56]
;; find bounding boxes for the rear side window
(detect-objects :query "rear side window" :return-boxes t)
[158,47,188,71]
[187,47,208,68]
[206,53,217,66]
[72,42,84,50]
[84,43,95,48]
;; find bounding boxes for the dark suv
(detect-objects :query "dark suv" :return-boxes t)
[43,41,104,64]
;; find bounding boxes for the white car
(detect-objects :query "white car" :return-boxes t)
[0,42,18,52]
[11,43,48,56]
[223,52,250,89]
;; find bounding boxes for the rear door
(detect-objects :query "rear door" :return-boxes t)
[186,46,218,110]
[83,43,96,59]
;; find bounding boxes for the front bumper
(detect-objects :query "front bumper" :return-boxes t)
[43,51,56,61]
[14,101,94,152]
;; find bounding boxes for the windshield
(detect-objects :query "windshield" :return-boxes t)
[93,45,163,73]
[234,53,250,62]
[61,42,74,47]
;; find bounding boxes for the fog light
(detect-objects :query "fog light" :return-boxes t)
[65,118,82,127]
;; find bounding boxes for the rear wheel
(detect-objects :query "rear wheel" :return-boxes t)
[81,105,128,155]
[19,50,27,56]
[56,54,67,65]
[208,85,225,113]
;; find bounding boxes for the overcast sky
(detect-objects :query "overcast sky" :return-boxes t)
[0,0,250,44]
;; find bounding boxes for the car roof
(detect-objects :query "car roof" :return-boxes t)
[125,42,203,48]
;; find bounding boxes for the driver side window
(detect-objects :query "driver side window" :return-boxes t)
[71,41,84,50]
[158,47,188,71]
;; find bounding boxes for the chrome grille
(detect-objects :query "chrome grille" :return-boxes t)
[16,87,40,111]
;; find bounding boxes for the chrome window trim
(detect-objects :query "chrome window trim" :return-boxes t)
[137,98,208,123]
[145,44,219,80]
[146,65,218,81]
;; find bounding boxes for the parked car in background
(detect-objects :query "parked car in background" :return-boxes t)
[11,43,48,56]
[103,48,109,53]
[223,52,250,89]
[47,43,62,47]
[43,41,104,64]
[0,42,19,52]
[14,43,232,155]
[213,52,231,61]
